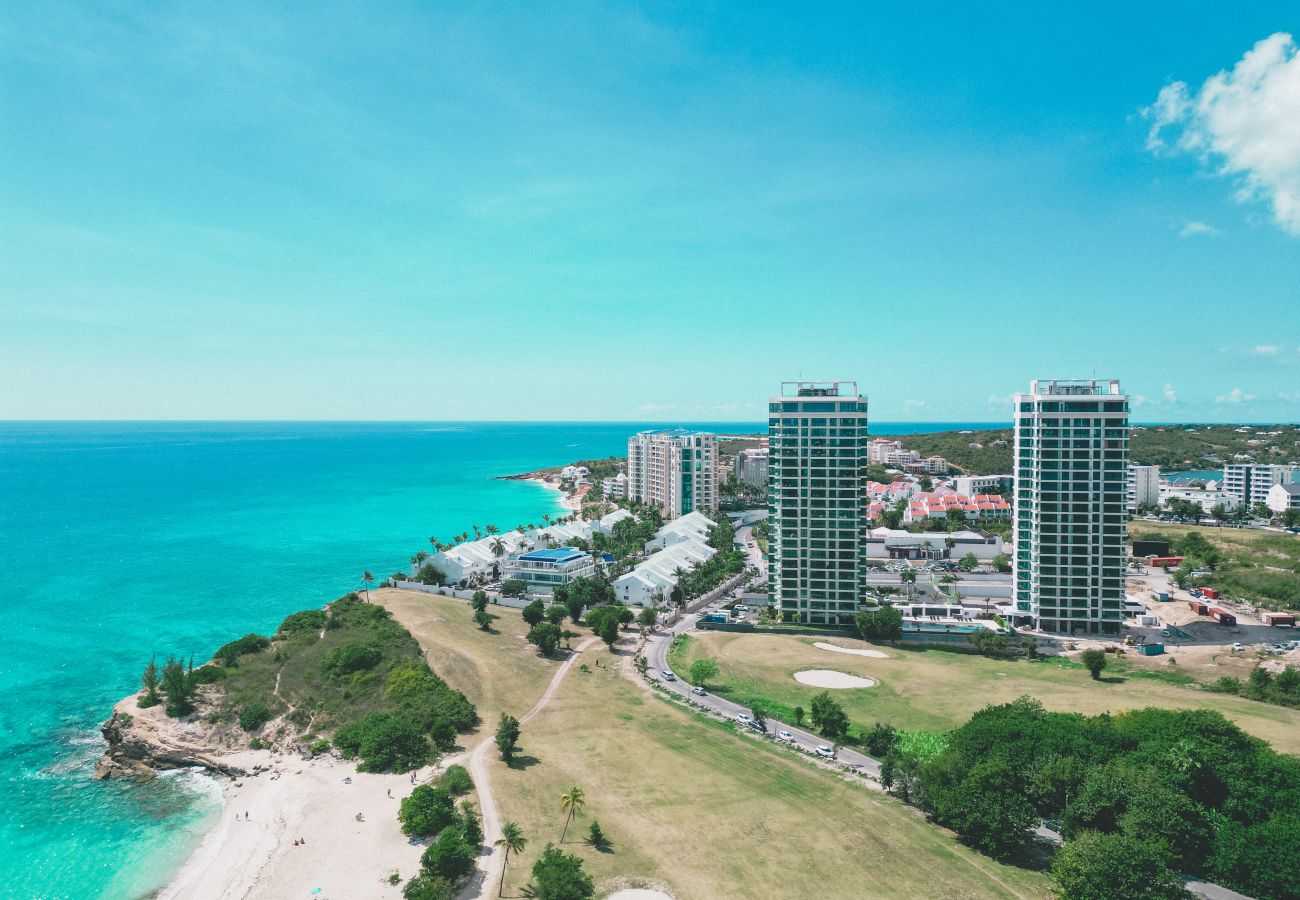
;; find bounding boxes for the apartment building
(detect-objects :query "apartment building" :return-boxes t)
[626,428,718,518]
[1126,464,1160,511]
[733,447,770,487]
[768,381,870,626]
[1013,378,1129,635]
[1222,464,1299,509]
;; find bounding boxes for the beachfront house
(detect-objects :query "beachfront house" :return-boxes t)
[613,536,716,607]
[503,547,597,595]
[418,529,531,585]
[644,510,716,552]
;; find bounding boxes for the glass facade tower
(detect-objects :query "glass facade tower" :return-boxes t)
[1013,379,1129,635]
[768,381,870,626]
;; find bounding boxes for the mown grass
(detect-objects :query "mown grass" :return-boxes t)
[490,653,1051,899]
[670,631,1300,754]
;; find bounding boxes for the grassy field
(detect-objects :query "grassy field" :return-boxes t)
[670,632,1300,755]
[490,655,1051,899]
[372,588,564,732]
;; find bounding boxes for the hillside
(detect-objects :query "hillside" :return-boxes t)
[893,424,1300,475]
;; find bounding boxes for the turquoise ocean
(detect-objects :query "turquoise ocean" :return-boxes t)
[0,420,1000,899]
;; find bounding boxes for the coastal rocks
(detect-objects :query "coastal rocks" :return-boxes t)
[95,697,248,781]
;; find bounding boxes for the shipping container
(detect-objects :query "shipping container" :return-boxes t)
[1138,643,1165,656]
[1152,591,1170,602]
[1190,600,1211,616]
[1201,588,1220,600]
[1209,608,1237,626]
[1262,612,1296,627]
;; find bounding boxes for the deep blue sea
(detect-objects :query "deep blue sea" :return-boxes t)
[0,420,1000,899]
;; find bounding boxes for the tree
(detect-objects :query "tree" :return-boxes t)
[559,786,586,842]
[991,552,1010,572]
[585,820,610,850]
[362,570,375,601]
[528,844,594,900]
[752,709,768,733]
[399,785,457,837]
[527,622,562,657]
[489,537,505,558]
[162,656,194,717]
[637,606,658,631]
[474,608,492,630]
[688,657,719,687]
[1081,649,1107,681]
[809,691,849,739]
[959,552,978,571]
[522,599,546,627]
[1051,831,1190,899]
[403,874,455,900]
[565,594,586,624]
[334,712,431,772]
[1246,665,1273,701]
[494,822,527,897]
[471,590,489,612]
[139,657,160,708]
[500,579,527,597]
[420,827,476,883]
[900,568,917,596]
[855,606,903,642]
[584,605,622,650]
[495,714,521,764]
[794,705,805,726]
[545,605,568,626]
[459,800,483,846]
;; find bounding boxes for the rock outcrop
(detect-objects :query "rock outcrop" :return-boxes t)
[95,695,248,780]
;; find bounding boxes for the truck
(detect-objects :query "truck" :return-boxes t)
[1209,608,1237,626]
[699,613,729,625]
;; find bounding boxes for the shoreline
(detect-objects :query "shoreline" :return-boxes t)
[157,748,440,900]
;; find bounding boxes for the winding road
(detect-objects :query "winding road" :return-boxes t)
[466,635,599,898]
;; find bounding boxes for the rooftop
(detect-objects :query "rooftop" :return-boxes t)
[517,547,588,563]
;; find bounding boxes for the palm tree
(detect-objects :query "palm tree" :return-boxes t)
[473,524,482,540]
[559,786,585,842]
[490,537,506,557]
[429,535,440,551]
[362,570,374,601]
[486,524,499,535]
[494,821,527,896]
[900,568,917,597]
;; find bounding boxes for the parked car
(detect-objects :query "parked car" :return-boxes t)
[777,730,795,742]
[816,745,835,759]
[1230,642,1244,652]
[662,670,677,682]
[736,713,752,724]
[747,719,766,733]
[691,686,705,696]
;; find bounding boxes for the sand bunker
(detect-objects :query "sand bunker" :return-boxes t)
[608,892,674,900]
[814,641,888,659]
[794,669,878,689]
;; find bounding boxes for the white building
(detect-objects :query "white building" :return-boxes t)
[733,447,769,487]
[1013,378,1128,636]
[864,527,1004,561]
[769,381,870,626]
[953,475,1014,496]
[626,429,718,518]
[1266,482,1300,514]
[645,510,716,552]
[613,537,716,607]
[1127,464,1160,511]
[601,472,627,499]
[1223,464,1298,509]
[531,508,634,548]
[504,547,597,595]
[416,529,532,585]
[1158,484,1239,514]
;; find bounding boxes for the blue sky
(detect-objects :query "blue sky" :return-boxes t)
[2,2,1298,422]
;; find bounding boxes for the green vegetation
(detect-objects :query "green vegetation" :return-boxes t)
[522,599,546,627]
[500,579,527,597]
[161,656,194,717]
[1080,649,1107,680]
[494,822,527,897]
[554,577,615,623]
[214,633,271,665]
[895,697,1300,899]
[583,605,624,650]
[238,700,273,732]
[496,713,521,764]
[527,845,594,900]
[320,642,383,677]
[855,606,902,642]
[420,826,477,883]
[1131,522,1300,610]
[1051,831,1190,899]
[527,622,562,657]
[334,711,430,772]
[399,784,457,837]
[558,785,586,843]
[587,511,663,560]
[809,691,849,740]
[688,656,719,687]
[138,657,160,708]
[438,764,474,797]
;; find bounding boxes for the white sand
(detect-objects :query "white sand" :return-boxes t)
[608,891,674,900]
[160,749,439,900]
[793,669,878,689]
[813,641,888,659]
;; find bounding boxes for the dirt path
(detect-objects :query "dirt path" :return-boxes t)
[466,636,599,898]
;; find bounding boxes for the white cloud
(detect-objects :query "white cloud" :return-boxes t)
[903,399,927,411]
[1163,383,1178,403]
[986,393,1016,410]
[1214,387,1256,404]
[1134,394,1151,407]
[1145,32,1300,235]
[1179,220,1220,237]
[1251,344,1283,355]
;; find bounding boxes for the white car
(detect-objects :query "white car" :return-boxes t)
[736,713,752,724]
[662,670,676,682]
[1231,642,1244,652]
[816,745,835,759]
[691,686,705,696]
[777,730,795,743]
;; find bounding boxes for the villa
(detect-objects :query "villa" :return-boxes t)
[503,547,597,594]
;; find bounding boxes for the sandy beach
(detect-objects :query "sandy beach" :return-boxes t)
[159,749,444,900]
[525,475,582,512]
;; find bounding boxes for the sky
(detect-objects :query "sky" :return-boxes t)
[2,2,1298,423]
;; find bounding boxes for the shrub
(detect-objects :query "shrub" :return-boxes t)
[399,785,456,837]
[188,665,227,685]
[528,844,594,900]
[214,633,271,665]
[458,800,482,846]
[320,643,383,677]
[277,609,328,636]
[239,701,274,733]
[500,579,527,597]
[527,622,562,656]
[862,722,899,757]
[402,874,455,900]
[420,827,476,883]
[334,712,431,773]
[521,600,546,626]
[285,707,313,730]
[308,739,330,755]
[1080,649,1107,680]
[438,765,474,797]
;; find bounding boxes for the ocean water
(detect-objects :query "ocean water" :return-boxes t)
[0,420,998,899]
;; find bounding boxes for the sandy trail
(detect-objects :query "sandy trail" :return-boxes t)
[467,636,598,898]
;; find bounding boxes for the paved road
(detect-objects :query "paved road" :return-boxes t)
[642,598,880,778]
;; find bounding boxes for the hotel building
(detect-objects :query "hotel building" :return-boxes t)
[1013,379,1129,635]
[768,381,870,626]
[626,429,718,518]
